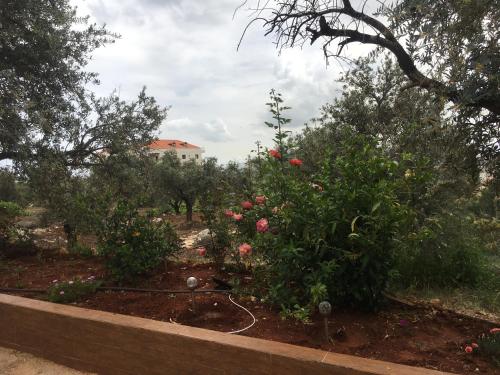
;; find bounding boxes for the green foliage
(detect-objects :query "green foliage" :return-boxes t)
[153,153,205,222]
[0,170,18,202]
[47,279,101,303]
[0,201,23,232]
[478,330,500,367]
[233,92,413,312]
[98,202,181,282]
[394,212,487,288]
[279,305,311,323]
[69,242,94,258]
[0,0,115,165]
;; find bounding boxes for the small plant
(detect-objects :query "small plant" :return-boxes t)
[280,304,311,323]
[477,329,500,367]
[70,242,94,258]
[98,201,181,282]
[47,278,101,303]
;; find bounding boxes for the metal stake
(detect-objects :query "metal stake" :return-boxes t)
[318,301,332,342]
[186,277,199,313]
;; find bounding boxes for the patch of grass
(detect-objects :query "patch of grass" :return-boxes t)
[47,278,101,303]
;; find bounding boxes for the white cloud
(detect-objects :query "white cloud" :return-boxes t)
[160,117,234,143]
[72,0,378,162]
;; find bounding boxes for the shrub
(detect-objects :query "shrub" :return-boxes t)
[393,212,487,288]
[229,135,411,311]
[478,329,500,367]
[0,201,31,256]
[98,202,181,282]
[69,242,94,258]
[0,201,23,233]
[48,278,101,303]
[223,92,416,313]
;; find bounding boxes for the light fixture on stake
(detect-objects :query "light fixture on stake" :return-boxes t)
[318,301,332,342]
[186,276,198,313]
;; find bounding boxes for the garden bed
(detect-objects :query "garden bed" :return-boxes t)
[0,255,498,374]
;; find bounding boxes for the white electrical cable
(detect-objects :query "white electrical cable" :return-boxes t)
[226,294,256,334]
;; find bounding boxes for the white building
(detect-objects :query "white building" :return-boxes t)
[147,139,204,164]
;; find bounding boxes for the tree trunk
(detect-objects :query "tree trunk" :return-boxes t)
[185,201,193,222]
[63,223,77,252]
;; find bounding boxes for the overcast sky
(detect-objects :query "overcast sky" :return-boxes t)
[74,0,362,163]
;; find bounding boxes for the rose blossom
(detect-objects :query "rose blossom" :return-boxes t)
[255,195,266,205]
[490,328,500,334]
[464,345,473,353]
[289,158,303,167]
[241,201,253,210]
[224,209,234,217]
[256,218,269,233]
[239,243,252,256]
[233,214,243,221]
[269,149,282,159]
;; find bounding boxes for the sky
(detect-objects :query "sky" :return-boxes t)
[74,0,366,163]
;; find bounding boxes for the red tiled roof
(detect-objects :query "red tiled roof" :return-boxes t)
[148,139,201,150]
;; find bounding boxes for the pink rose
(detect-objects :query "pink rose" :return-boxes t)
[224,209,234,217]
[464,345,473,353]
[256,218,269,233]
[233,213,243,221]
[490,328,500,334]
[239,243,252,256]
[241,201,253,210]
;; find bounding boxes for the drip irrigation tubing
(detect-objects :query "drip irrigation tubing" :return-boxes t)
[226,294,256,334]
[0,287,230,294]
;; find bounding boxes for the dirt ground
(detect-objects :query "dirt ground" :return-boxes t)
[1,213,499,374]
[1,256,498,375]
[0,346,95,375]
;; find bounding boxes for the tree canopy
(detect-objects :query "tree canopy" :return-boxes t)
[242,0,500,116]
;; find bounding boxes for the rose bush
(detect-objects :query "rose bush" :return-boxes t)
[224,90,413,312]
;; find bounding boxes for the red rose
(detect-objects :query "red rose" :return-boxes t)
[464,345,473,353]
[224,209,234,217]
[289,158,303,167]
[269,149,282,159]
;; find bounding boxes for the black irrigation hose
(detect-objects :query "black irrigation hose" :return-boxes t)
[0,287,231,295]
[98,287,230,294]
[0,288,46,293]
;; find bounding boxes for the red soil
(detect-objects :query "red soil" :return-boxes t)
[0,256,498,374]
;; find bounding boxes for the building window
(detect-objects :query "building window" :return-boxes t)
[151,153,159,161]
[195,154,199,159]
[182,154,186,159]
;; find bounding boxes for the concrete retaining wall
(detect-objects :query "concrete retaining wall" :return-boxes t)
[0,294,453,375]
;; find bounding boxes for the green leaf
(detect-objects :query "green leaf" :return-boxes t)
[371,201,381,213]
[351,215,360,232]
